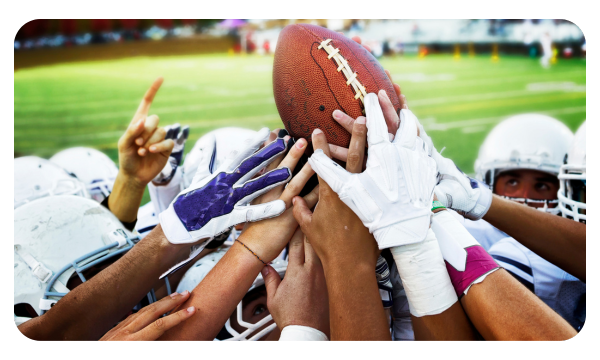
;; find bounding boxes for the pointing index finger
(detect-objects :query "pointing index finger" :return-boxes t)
[132,77,164,124]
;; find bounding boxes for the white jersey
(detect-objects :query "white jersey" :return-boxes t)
[488,238,585,331]
[135,202,159,238]
[449,210,507,251]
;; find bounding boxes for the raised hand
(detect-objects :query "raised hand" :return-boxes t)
[160,128,292,247]
[309,93,437,249]
[262,227,330,340]
[117,77,174,188]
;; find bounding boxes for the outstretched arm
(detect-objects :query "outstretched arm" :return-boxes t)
[483,195,585,282]
[160,138,318,340]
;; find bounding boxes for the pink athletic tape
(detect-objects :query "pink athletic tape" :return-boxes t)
[446,245,499,297]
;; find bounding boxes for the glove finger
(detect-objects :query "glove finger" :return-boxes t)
[234,167,292,205]
[365,93,390,147]
[394,109,418,149]
[235,138,288,185]
[224,127,270,172]
[243,199,287,223]
[176,125,190,146]
[166,123,181,140]
[308,149,351,194]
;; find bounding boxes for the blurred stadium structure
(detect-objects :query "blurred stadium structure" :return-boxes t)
[15,19,585,68]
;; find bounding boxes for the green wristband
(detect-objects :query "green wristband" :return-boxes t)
[431,200,446,212]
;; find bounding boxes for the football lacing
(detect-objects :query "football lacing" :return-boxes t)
[318,39,368,109]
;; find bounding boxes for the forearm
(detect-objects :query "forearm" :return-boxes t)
[108,172,147,223]
[323,260,391,340]
[391,227,475,340]
[21,225,189,340]
[160,241,264,340]
[460,269,577,340]
[411,302,476,340]
[484,195,585,281]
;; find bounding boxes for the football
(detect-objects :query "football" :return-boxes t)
[273,24,401,148]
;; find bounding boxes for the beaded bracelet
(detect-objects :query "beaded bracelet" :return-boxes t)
[235,238,267,265]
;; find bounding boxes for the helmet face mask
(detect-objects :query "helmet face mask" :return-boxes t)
[558,122,586,223]
[176,247,288,341]
[14,196,162,325]
[475,114,574,214]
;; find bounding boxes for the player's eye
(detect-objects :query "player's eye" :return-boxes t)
[253,305,267,316]
[507,179,519,187]
[535,183,550,191]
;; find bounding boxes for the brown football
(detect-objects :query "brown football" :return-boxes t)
[273,23,401,148]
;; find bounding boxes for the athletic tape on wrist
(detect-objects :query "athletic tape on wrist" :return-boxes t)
[390,228,458,317]
[446,246,500,297]
[279,325,329,341]
[431,210,499,296]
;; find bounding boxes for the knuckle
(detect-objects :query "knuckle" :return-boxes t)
[346,153,361,166]
[153,317,165,330]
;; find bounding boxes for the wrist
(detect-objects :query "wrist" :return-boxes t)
[148,224,198,268]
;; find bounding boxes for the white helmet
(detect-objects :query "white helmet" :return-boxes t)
[559,121,586,223]
[475,114,574,214]
[182,127,258,189]
[14,196,137,325]
[176,246,288,341]
[50,147,119,202]
[14,156,88,209]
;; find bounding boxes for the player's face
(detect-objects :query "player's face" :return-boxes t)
[494,169,559,208]
[228,287,280,340]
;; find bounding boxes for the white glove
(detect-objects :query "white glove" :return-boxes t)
[160,127,291,245]
[308,93,437,249]
[416,121,492,220]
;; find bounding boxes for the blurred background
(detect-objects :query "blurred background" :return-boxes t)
[14,19,586,204]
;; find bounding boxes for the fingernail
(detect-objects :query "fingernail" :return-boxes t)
[136,137,144,145]
[139,148,147,155]
[356,117,366,125]
[150,146,156,152]
[292,197,297,205]
[296,138,306,149]
[187,306,195,314]
[389,133,395,141]
[333,110,342,119]
[380,89,390,101]
[169,292,179,298]
[182,290,190,296]
[284,135,291,142]
[261,266,270,276]
[313,128,322,135]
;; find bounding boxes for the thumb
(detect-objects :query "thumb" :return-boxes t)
[119,117,146,150]
[262,265,281,303]
[292,196,313,232]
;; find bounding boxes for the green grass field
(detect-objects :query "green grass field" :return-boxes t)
[14,53,586,204]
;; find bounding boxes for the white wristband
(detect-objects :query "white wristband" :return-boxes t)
[390,228,458,317]
[279,325,329,341]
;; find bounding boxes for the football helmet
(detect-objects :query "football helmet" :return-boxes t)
[558,121,586,223]
[50,147,118,202]
[176,246,288,341]
[14,156,88,209]
[182,127,258,189]
[475,114,574,214]
[14,196,163,326]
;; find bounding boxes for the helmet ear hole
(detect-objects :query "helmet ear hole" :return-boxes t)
[14,303,38,319]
